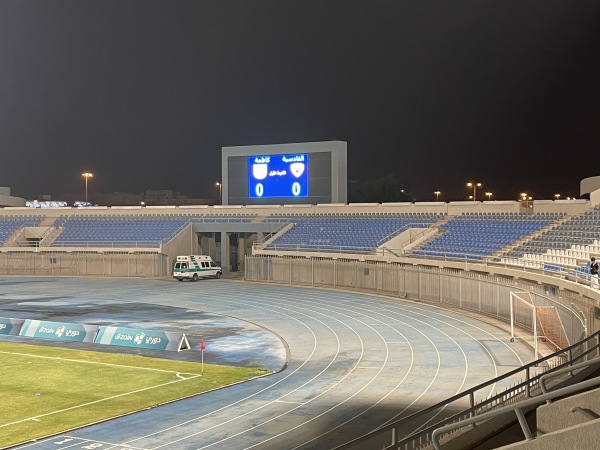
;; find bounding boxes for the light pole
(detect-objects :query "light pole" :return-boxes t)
[554,194,560,200]
[434,191,441,201]
[215,182,222,205]
[466,182,482,201]
[520,193,533,209]
[82,172,93,203]
[485,192,492,201]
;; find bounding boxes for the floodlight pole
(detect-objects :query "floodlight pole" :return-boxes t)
[216,182,222,205]
[467,182,482,202]
[82,172,93,203]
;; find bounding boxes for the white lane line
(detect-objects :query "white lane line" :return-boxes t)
[174,288,418,450]
[118,303,332,448]
[152,300,358,450]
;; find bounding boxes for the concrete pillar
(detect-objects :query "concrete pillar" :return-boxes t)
[220,231,228,272]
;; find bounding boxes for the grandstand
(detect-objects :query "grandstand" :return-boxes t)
[412,212,564,260]
[0,201,597,276]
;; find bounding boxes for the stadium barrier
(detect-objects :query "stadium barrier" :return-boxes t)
[244,255,591,343]
[10,319,190,352]
[95,326,191,351]
[19,319,100,343]
[0,252,168,277]
[0,317,25,335]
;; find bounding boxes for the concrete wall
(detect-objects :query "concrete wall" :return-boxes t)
[160,224,199,270]
[498,419,600,449]
[0,251,166,277]
[536,386,600,434]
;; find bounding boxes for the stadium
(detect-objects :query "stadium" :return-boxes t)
[1,141,600,449]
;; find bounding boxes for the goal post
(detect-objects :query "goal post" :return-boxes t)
[510,291,540,360]
[510,291,570,358]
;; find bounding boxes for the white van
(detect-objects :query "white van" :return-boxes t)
[173,255,222,281]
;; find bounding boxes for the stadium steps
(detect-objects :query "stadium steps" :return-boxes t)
[257,223,295,248]
[39,216,58,226]
[402,216,452,257]
[38,226,64,247]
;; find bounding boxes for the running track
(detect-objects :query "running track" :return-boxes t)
[1,277,538,450]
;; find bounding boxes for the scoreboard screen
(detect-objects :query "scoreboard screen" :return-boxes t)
[248,153,309,198]
[223,140,346,205]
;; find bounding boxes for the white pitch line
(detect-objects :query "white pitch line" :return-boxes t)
[43,435,149,450]
[0,374,201,428]
[0,350,201,375]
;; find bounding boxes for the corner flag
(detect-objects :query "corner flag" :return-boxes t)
[201,338,205,375]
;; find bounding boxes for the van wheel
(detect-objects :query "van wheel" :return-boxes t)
[178,278,183,282]
[215,272,222,279]
[192,274,198,282]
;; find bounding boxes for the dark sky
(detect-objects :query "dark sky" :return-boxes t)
[1,1,599,202]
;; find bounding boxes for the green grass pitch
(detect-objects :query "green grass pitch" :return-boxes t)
[0,341,271,448]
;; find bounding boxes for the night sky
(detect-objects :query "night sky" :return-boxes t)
[1,1,599,203]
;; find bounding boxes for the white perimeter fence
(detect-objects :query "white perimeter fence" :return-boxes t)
[245,255,589,345]
[0,252,168,277]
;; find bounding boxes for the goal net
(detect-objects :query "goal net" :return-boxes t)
[509,291,569,358]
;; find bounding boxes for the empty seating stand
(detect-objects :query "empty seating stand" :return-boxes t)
[51,215,190,247]
[505,207,600,274]
[412,212,560,261]
[0,215,43,245]
[49,213,258,247]
[264,213,443,253]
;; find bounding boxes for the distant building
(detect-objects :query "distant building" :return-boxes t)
[0,187,26,207]
[90,190,211,206]
[92,191,144,206]
[143,189,211,206]
[2,187,211,208]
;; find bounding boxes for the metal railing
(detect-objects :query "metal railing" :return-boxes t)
[334,331,600,450]
[431,374,600,449]
[375,222,434,247]
[254,222,293,246]
[253,242,376,253]
[539,357,600,400]
[47,240,164,248]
